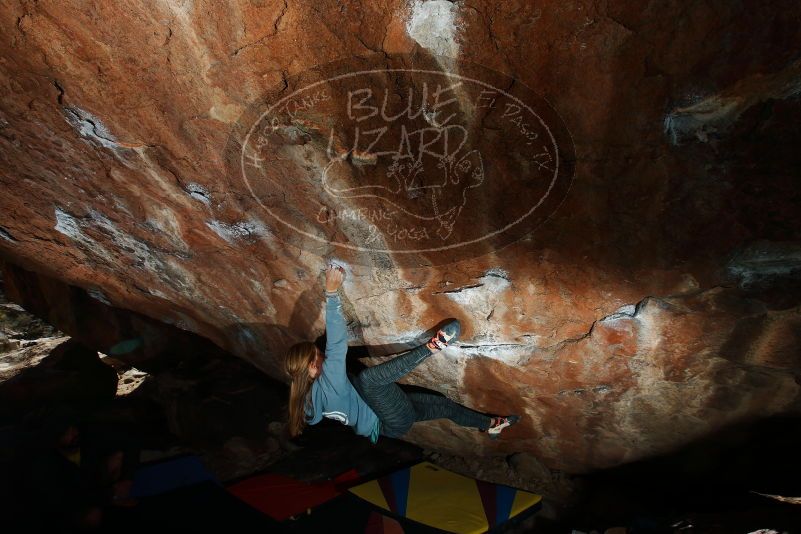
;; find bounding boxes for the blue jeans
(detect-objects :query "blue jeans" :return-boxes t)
[351,340,493,439]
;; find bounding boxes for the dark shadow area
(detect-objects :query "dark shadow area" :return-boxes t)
[101,480,290,532]
[562,414,801,533]
[0,339,118,423]
[0,387,176,532]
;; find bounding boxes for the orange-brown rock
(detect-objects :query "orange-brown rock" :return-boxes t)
[1,1,800,472]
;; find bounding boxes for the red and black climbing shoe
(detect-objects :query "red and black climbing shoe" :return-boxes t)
[426,319,461,352]
[484,415,520,439]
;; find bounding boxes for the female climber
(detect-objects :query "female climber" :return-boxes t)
[284,262,520,443]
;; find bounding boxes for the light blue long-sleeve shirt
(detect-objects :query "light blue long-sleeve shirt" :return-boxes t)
[305,291,379,442]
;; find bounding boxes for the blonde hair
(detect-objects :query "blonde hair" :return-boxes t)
[284,341,319,437]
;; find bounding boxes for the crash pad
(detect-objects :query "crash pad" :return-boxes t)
[347,461,542,534]
[130,455,216,498]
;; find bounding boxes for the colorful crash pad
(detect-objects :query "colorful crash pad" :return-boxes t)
[348,461,542,534]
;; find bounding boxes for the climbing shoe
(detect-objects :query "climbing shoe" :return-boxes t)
[426,319,460,352]
[485,415,520,439]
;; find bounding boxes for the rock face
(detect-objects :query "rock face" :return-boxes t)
[1,1,800,472]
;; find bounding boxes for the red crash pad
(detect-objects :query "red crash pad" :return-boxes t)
[227,469,360,521]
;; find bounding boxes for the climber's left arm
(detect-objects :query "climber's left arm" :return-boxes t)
[321,264,348,388]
